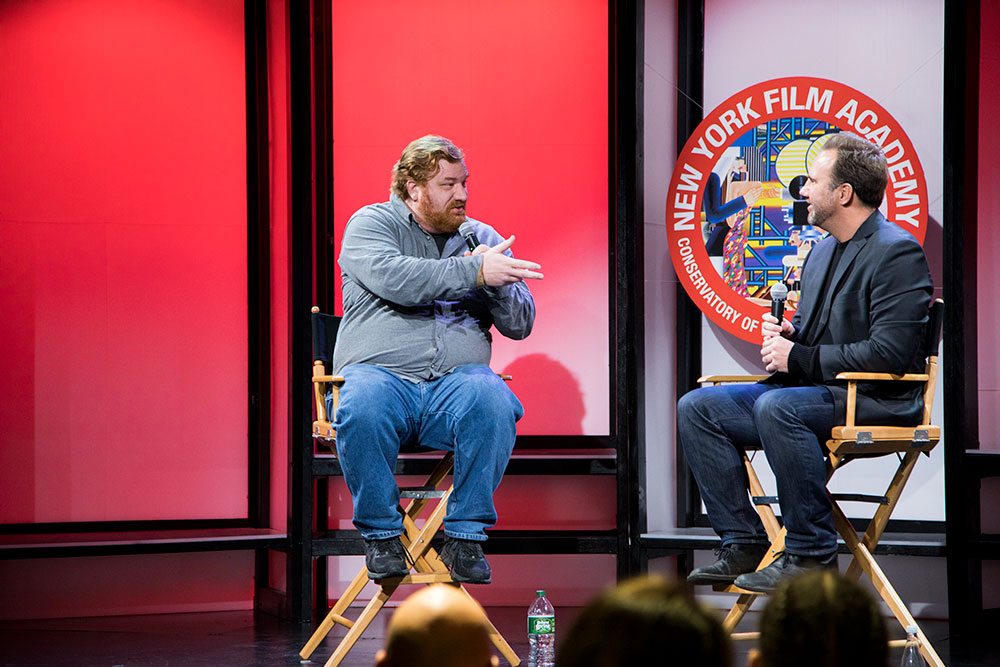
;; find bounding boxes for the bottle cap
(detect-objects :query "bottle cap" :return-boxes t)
[536,590,545,596]
[905,624,918,634]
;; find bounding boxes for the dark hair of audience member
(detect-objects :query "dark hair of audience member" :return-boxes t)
[755,570,887,667]
[556,575,730,667]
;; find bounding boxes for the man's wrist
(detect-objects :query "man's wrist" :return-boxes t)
[787,342,819,379]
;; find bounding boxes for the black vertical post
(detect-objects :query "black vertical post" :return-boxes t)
[674,0,704,527]
[311,0,334,614]
[245,0,273,609]
[287,0,315,624]
[943,0,981,642]
[246,0,270,531]
[612,0,645,579]
[313,0,334,313]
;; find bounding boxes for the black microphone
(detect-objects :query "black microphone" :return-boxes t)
[770,282,788,321]
[458,221,480,252]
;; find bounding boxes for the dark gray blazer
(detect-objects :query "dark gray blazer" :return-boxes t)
[765,210,933,425]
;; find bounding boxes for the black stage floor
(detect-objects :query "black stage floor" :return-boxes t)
[0,607,995,666]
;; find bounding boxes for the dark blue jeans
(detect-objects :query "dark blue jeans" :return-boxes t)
[677,382,838,556]
[331,363,523,542]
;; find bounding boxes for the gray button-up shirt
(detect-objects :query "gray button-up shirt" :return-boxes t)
[332,195,535,381]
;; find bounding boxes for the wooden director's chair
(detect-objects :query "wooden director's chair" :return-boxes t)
[300,308,520,667]
[697,299,945,667]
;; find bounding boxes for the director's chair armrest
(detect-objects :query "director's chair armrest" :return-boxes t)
[697,375,769,384]
[313,374,346,384]
[312,359,345,431]
[837,371,929,428]
[835,372,929,382]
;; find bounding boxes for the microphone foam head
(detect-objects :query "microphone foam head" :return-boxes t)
[458,221,476,238]
[770,282,788,301]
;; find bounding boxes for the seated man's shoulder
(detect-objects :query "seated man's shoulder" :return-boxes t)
[349,200,395,224]
[873,216,922,248]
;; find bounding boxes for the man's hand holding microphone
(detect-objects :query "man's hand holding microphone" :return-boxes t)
[460,222,544,287]
[761,283,794,373]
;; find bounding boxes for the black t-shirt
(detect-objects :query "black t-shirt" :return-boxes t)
[431,231,453,256]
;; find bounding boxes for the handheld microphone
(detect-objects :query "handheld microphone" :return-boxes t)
[770,282,788,321]
[458,221,480,253]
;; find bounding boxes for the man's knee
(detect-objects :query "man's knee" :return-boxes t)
[677,387,715,426]
[337,365,408,427]
[450,366,523,422]
[751,389,795,425]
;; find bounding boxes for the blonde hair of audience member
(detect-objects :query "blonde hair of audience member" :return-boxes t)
[749,570,887,667]
[557,575,730,667]
[375,584,498,667]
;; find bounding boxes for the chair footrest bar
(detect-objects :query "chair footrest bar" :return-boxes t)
[731,632,760,642]
[399,487,447,499]
[713,583,758,594]
[329,614,353,628]
[831,493,889,504]
[385,572,453,584]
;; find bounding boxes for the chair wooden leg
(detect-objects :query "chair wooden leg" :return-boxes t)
[323,579,401,667]
[402,489,452,572]
[745,453,782,540]
[300,563,371,659]
[845,451,919,580]
[303,472,519,667]
[831,502,945,667]
[722,593,760,634]
[451,585,521,666]
[722,530,787,632]
[405,498,520,664]
[721,451,786,633]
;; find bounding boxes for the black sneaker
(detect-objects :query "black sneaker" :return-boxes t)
[440,536,492,584]
[734,551,837,593]
[687,543,770,585]
[364,537,410,580]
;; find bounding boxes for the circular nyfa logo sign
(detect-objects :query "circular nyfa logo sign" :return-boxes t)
[665,76,928,343]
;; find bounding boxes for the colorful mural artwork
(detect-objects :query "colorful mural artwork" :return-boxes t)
[666,77,928,342]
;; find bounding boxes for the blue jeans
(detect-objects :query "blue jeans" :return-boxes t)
[331,363,523,542]
[677,382,838,556]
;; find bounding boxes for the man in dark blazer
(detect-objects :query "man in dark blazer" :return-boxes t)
[677,132,933,593]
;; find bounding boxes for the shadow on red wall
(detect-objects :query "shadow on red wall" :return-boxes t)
[503,354,585,436]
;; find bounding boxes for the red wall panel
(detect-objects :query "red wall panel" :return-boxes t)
[0,0,249,523]
[329,0,610,435]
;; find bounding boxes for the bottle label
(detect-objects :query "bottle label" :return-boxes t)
[528,616,555,634]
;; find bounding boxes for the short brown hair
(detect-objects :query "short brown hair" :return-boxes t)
[759,570,887,667]
[391,135,464,200]
[822,132,888,209]
[557,575,730,667]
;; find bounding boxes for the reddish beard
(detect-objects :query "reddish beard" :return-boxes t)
[418,198,466,233]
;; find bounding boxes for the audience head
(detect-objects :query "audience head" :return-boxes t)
[751,570,887,667]
[557,575,730,667]
[375,584,497,667]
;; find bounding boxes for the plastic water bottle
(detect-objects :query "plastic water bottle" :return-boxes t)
[527,590,555,667]
[900,625,926,666]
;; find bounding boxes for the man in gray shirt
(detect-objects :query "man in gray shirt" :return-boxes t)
[331,135,542,583]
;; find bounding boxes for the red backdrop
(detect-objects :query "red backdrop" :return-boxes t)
[329,0,610,436]
[0,0,249,523]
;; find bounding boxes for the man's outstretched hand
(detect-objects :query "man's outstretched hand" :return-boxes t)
[467,235,544,287]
